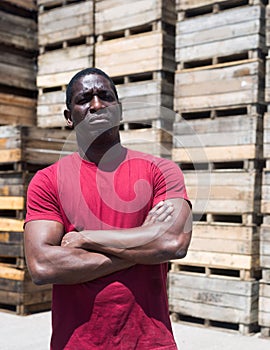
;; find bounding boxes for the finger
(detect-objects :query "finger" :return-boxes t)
[149,201,164,214]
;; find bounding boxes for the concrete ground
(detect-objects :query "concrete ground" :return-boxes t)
[0,311,269,350]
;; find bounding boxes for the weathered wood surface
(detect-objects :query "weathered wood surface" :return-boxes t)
[0,10,37,51]
[183,169,260,215]
[176,5,265,63]
[0,172,24,196]
[2,0,37,10]
[95,0,176,35]
[176,0,263,12]
[95,31,175,77]
[0,49,37,91]
[120,129,172,157]
[38,0,93,46]
[265,58,270,103]
[259,281,270,327]
[37,44,93,88]
[184,222,259,262]
[0,219,24,232]
[172,144,258,163]
[265,5,270,48]
[260,224,270,268]
[173,114,262,151]
[0,92,36,126]
[174,59,264,113]
[118,79,174,123]
[169,272,259,326]
[261,170,270,214]
[37,90,66,128]
[0,231,24,259]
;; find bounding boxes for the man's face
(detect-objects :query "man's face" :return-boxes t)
[69,73,121,130]
[66,73,122,150]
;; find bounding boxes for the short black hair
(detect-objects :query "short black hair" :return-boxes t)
[65,67,119,109]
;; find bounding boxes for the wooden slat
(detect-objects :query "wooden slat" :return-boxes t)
[0,150,22,164]
[0,219,24,232]
[2,0,37,10]
[0,196,24,210]
[259,281,270,327]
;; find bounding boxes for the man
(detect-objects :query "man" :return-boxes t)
[24,68,192,349]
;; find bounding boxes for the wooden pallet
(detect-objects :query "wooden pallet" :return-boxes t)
[37,42,94,89]
[264,57,270,103]
[174,58,265,114]
[0,266,52,315]
[176,0,266,16]
[260,222,270,268]
[95,0,176,36]
[169,271,259,334]
[259,279,270,336]
[176,4,266,66]
[265,5,270,48]
[95,29,175,78]
[261,171,270,215]
[2,0,37,11]
[38,0,93,47]
[0,8,37,51]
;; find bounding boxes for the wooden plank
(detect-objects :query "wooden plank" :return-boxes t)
[265,58,270,102]
[174,59,264,112]
[0,219,24,232]
[37,90,65,128]
[172,144,257,163]
[172,250,259,270]
[2,0,37,11]
[95,0,176,34]
[95,31,175,77]
[0,197,24,210]
[0,150,22,164]
[176,0,261,12]
[169,272,259,325]
[38,1,93,46]
[37,44,93,88]
[259,281,270,327]
[0,10,37,51]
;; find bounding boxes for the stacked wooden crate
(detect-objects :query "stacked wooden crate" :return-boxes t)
[37,0,94,128]
[259,1,270,337]
[95,0,176,158]
[0,0,37,125]
[169,0,266,334]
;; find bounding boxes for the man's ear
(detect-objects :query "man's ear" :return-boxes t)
[64,109,73,128]
[118,102,123,121]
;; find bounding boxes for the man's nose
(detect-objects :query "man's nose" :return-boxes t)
[90,95,104,112]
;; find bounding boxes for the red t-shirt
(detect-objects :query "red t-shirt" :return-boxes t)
[25,149,189,350]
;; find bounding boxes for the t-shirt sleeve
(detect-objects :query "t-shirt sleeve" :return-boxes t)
[25,168,64,225]
[152,158,191,208]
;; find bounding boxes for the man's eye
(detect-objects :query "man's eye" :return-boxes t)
[100,92,114,101]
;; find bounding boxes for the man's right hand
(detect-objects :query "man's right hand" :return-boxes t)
[143,201,174,226]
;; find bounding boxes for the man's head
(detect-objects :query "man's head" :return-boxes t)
[65,67,119,110]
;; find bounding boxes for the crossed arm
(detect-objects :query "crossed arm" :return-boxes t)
[24,198,192,286]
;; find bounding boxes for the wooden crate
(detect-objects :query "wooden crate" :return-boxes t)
[120,128,172,158]
[37,43,94,89]
[172,222,260,273]
[173,113,262,164]
[259,279,270,336]
[95,30,175,78]
[176,4,265,65]
[261,171,270,215]
[183,169,260,215]
[0,47,37,91]
[0,266,51,315]
[169,271,259,334]
[0,9,37,51]
[174,59,265,114]
[0,126,22,165]
[117,76,174,124]
[95,0,176,35]
[38,0,94,47]
[0,92,36,126]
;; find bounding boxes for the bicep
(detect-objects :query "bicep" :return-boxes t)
[24,220,65,256]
